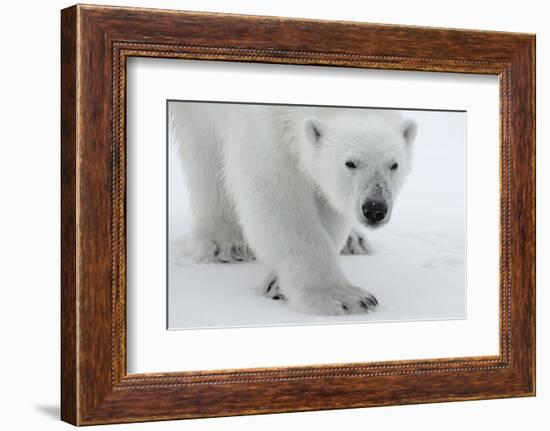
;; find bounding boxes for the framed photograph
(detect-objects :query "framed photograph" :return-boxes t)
[61,4,535,425]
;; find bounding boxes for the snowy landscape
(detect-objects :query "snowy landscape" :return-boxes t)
[168,107,466,329]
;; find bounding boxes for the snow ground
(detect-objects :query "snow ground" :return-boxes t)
[168,107,466,329]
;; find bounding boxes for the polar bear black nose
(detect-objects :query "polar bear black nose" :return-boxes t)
[362,200,388,224]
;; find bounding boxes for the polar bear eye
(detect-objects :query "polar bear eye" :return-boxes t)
[345,160,357,169]
[390,162,399,170]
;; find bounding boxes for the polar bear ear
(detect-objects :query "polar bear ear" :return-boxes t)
[401,119,418,146]
[304,118,324,146]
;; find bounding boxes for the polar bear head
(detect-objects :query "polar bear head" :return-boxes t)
[301,111,416,228]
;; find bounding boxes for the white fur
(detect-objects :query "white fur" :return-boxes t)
[171,103,416,315]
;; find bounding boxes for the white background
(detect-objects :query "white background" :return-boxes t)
[0,0,546,430]
[128,60,500,373]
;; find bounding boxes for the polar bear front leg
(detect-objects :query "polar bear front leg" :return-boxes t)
[277,249,378,315]
[316,197,371,256]
[175,139,254,263]
[263,270,378,315]
[176,173,255,263]
[230,174,377,315]
[264,272,285,300]
[341,228,372,255]
[182,221,254,264]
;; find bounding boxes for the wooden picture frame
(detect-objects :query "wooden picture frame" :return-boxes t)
[61,4,535,425]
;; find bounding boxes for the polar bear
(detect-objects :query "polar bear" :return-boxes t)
[170,103,416,315]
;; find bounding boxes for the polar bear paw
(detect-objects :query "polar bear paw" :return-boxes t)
[341,229,371,255]
[179,229,255,264]
[264,274,285,300]
[293,285,378,315]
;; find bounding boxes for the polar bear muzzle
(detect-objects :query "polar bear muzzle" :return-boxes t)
[362,199,389,225]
